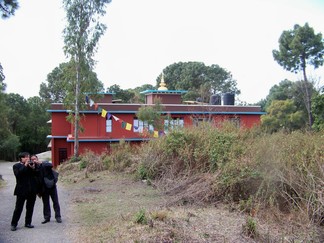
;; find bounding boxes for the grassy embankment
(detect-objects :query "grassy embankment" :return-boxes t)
[59,123,324,242]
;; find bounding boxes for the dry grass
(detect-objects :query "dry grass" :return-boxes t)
[0,177,5,188]
[57,127,324,242]
[59,169,324,243]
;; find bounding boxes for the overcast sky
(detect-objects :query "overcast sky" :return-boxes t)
[1,0,324,104]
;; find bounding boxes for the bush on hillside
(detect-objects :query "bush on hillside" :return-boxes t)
[138,122,246,180]
[136,125,324,225]
[102,140,137,172]
[60,123,324,225]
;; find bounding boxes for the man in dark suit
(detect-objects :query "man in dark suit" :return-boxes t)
[31,155,62,224]
[10,152,40,231]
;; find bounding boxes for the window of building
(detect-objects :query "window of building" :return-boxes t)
[133,119,153,133]
[106,117,112,132]
[164,117,184,132]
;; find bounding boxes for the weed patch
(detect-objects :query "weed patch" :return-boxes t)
[59,126,324,241]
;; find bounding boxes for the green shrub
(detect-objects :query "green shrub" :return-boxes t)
[79,160,87,170]
[242,217,258,238]
[239,196,254,213]
[137,163,149,180]
[134,208,147,224]
[77,151,106,172]
[134,125,324,225]
[102,156,112,170]
[105,141,136,172]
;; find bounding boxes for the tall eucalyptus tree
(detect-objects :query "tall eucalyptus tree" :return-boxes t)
[62,0,111,159]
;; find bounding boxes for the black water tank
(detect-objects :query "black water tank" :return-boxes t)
[210,94,221,105]
[222,92,235,105]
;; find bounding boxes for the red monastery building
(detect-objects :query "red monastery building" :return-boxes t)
[48,80,265,167]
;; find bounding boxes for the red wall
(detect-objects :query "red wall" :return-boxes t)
[79,115,104,137]
[78,114,139,139]
[52,113,70,136]
[79,143,108,155]
[241,115,261,128]
[50,111,261,167]
[109,114,137,139]
[146,94,182,104]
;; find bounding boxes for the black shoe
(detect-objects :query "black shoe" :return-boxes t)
[41,219,50,224]
[24,224,34,228]
[11,225,17,231]
[56,218,62,223]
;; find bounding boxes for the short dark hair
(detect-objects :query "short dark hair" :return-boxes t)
[18,152,30,162]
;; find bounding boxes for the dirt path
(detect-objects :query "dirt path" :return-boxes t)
[0,161,72,243]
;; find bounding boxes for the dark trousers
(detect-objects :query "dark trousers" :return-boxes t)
[11,194,36,226]
[42,186,61,220]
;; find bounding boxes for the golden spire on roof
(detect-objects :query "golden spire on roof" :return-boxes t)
[158,72,168,91]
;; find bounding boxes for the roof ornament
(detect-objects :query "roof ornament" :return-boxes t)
[158,72,168,91]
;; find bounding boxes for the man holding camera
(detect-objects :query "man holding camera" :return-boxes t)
[31,155,62,224]
[10,152,40,231]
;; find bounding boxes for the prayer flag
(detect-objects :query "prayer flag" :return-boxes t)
[153,131,159,138]
[121,121,126,129]
[112,115,119,121]
[125,123,132,131]
[101,109,107,118]
[89,99,95,107]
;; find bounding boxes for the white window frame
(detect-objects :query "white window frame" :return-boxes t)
[164,117,184,132]
[106,118,112,133]
[133,119,153,133]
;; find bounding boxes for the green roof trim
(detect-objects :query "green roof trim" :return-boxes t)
[140,90,187,94]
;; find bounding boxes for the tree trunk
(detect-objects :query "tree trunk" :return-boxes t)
[302,67,313,128]
[74,64,80,159]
